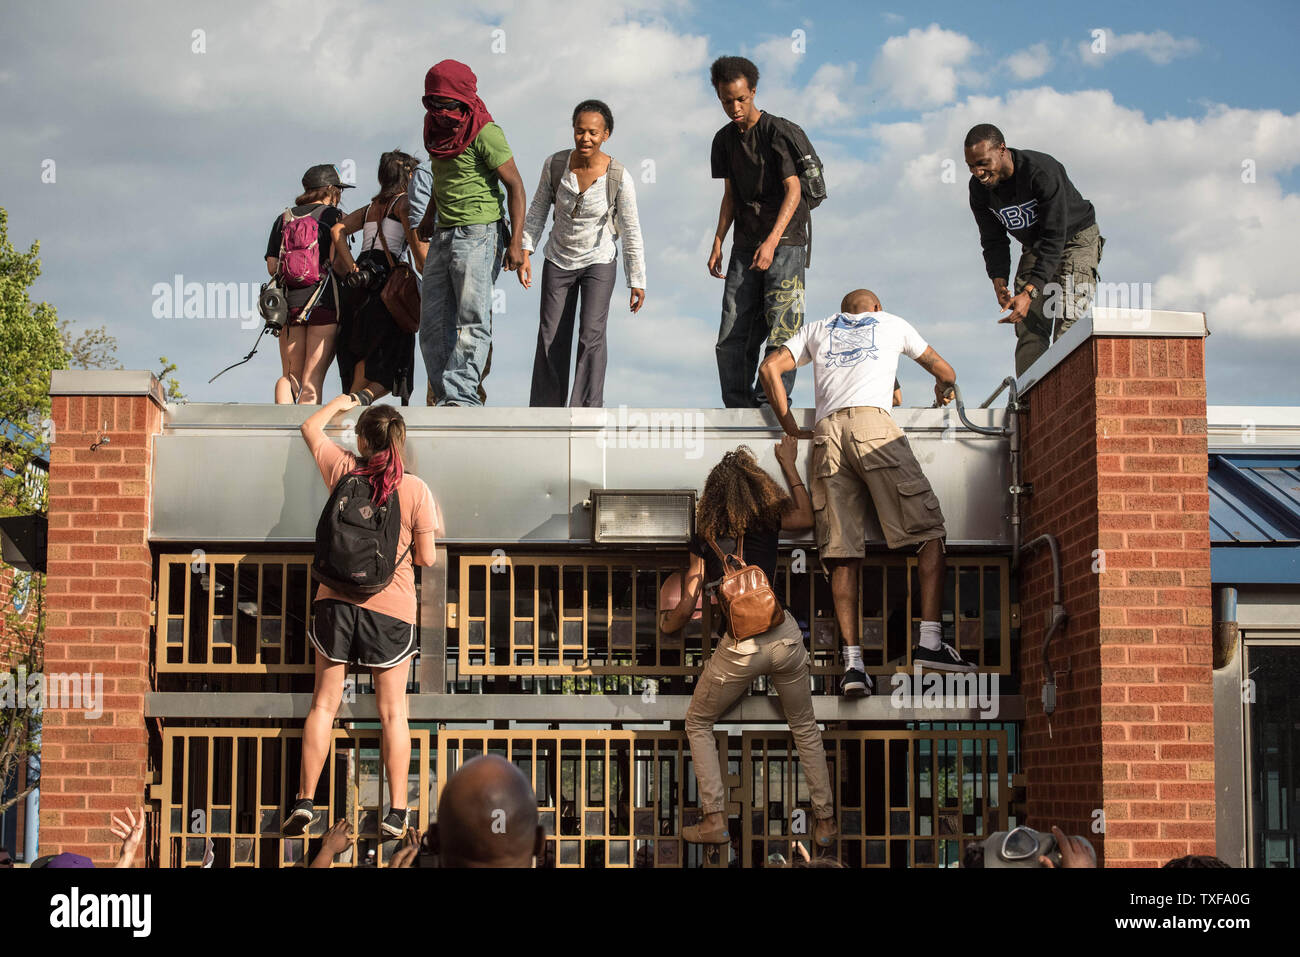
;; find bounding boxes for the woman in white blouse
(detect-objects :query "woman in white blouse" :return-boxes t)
[519,99,646,407]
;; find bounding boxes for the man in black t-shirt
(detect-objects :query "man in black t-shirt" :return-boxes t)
[707,56,809,408]
[964,124,1104,375]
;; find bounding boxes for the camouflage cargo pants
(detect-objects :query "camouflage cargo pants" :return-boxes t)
[1012,222,1104,375]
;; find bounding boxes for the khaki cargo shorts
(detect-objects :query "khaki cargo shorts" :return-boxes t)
[811,406,946,557]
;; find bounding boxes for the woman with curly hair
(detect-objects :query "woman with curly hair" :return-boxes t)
[659,437,837,848]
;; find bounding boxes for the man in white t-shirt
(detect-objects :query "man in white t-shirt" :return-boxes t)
[759,289,976,698]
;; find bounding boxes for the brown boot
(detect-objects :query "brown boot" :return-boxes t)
[814,815,839,847]
[683,812,730,845]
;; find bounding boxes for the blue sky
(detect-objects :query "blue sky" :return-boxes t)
[2,0,1298,409]
[700,0,1300,116]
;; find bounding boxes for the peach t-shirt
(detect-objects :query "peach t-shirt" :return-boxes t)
[311,439,442,624]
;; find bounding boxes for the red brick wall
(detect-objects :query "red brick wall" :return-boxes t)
[1020,336,1213,867]
[1019,343,1104,852]
[41,384,165,866]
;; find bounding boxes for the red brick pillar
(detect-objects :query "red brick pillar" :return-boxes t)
[1019,329,1213,867]
[42,371,166,865]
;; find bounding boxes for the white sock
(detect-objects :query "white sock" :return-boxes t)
[843,645,864,672]
[919,621,942,651]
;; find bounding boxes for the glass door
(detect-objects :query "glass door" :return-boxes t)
[1245,637,1300,867]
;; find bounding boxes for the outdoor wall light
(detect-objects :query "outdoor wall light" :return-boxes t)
[588,489,696,544]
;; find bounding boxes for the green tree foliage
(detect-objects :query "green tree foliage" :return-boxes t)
[157,356,186,403]
[0,208,65,518]
[59,318,121,371]
[0,578,43,815]
[0,207,58,822]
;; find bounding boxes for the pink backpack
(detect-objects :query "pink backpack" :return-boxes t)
[278,207,327,288]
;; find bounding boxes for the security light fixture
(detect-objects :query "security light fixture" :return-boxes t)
[0,513,47,574]
[589,490,695,545]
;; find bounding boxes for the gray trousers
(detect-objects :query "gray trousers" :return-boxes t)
[529,257,617,408]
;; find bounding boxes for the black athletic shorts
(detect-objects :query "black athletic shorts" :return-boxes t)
[309,599,416,668]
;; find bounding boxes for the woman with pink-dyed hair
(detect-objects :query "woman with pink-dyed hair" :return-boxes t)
[285,394,443,843]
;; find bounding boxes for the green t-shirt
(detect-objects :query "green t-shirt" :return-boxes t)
[430,122,513,227]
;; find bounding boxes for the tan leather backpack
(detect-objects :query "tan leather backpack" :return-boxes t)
[705,533,785,641]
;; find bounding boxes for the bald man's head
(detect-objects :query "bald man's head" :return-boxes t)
[435,755,545,868]
[841,289,882,314]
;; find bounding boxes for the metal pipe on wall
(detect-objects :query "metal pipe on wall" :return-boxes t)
[1020,534,1068,716]
[1213,585,1239,671]
[948,378,1066,714]
[947,378,1025,565]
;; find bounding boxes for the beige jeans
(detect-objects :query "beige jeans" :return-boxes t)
[686,611,835,819]
[811,406,946,555]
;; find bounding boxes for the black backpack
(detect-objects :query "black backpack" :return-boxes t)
[311,471,410,597]
[767,115,827,265]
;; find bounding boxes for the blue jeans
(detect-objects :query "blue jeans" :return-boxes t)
[716,244,805,408]
[420,221,504,406]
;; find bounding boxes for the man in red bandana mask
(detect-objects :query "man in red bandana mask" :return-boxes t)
[412,59,526,406]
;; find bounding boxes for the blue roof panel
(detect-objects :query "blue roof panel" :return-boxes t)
[1208,454,1300,546]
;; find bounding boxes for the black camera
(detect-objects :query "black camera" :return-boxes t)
[343,251,391,292]
[343,265,382,290]
[979,826,1095,868]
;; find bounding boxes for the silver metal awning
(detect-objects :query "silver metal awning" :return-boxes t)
[151,404,1013,546]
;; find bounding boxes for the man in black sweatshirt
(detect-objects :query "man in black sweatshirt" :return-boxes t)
[964,124,1104,375]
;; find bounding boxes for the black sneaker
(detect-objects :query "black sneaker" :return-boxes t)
[381,808,409,839]
[283,798,315,836]
[840,668,873,698]
[912,642,977,673]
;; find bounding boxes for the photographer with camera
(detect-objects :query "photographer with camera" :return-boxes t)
[967,825,1097,868]
[330,150,423,405]
[265,164,352,405]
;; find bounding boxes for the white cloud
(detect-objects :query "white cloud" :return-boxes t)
[869,23,977,110]
[842,91,1300,351]
[1003,43,1052,81]
[801,63,861,127]
[1080,28,1201,67]
[747,33,804,88]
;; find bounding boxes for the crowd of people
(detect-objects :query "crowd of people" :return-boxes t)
[266,60,649,410]
[17,53,1122,870]
[264,55,1102,410]
[5,774,1229,869]
[241,52,1108,863]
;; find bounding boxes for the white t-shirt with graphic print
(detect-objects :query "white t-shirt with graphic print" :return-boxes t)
[782,311,929,424]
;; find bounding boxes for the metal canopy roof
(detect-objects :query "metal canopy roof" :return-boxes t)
[1209,455,1300,544]
[1209,452,1300,585]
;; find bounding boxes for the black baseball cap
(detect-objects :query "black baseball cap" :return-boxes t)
[301,164,355,190]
